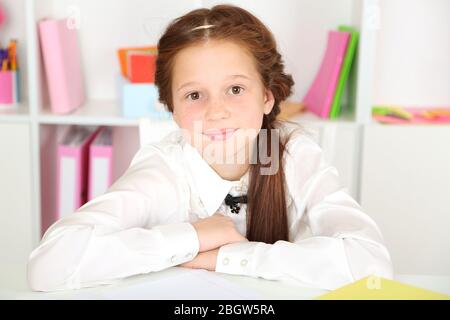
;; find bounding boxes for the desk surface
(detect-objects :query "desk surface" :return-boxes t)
[1,263,450,300]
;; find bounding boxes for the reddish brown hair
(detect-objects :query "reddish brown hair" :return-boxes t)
[155,5,295,243]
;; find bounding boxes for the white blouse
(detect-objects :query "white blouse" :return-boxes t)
[27,122,393,292]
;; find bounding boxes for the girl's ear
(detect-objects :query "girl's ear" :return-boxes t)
[172,105,181,126]
[263,89,275,115]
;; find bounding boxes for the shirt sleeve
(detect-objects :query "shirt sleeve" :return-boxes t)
[215,134,394,291]
[27,144,200,292]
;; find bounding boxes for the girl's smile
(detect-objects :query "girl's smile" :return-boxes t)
[203,128,239,141]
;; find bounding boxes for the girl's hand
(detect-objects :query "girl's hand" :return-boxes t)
[180,248,220,271]
[192,213,247,252]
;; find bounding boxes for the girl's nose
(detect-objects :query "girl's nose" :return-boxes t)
[204,97,230,120]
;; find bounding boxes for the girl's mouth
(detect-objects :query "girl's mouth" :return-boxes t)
[203,128,238,141]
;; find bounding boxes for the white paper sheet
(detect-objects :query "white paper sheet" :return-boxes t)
[102,269,264,300]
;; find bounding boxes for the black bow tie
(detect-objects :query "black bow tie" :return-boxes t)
[225,194,248,214]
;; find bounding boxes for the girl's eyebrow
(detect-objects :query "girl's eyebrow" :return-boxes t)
[176,74,251,92]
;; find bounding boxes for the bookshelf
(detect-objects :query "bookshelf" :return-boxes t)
[37,100,140,126]
[0,104,30,123]
[1,0,378,264]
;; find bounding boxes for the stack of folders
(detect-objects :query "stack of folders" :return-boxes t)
[88,126,113,201]
[302,26,359,119]
[56,126,113,221]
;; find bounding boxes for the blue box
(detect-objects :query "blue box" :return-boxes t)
[117,75,172,119]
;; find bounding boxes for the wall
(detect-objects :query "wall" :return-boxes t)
[373,0,450,106]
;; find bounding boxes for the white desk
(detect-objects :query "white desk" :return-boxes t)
[1,262,449,300]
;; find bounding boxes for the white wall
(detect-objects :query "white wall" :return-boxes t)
[373,0,450,106]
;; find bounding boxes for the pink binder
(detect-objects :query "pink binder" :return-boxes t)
[0,71,13,104]
[303,31,350,118]
[38,18,85,114]
[52,127,100,228]
[88,126,113,201]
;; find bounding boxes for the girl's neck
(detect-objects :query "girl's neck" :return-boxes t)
[209,162,250,181]
[207,139,257,181]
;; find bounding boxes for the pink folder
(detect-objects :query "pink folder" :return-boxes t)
[88,126,113,201]
[303,31,350,118]
[49,127,100,231]
[0,71,13,104]
[38,18,85,114]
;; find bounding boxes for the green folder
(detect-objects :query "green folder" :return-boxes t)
[329,25,359,119]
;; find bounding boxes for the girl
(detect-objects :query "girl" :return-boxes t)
[28,4,393,292]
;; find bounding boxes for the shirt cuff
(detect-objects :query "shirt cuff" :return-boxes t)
[153,222,200,266]
[215,241,265,277]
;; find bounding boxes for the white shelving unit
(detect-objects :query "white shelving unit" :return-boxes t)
[12,0,443,272]
[0,105,31,123]
[37,100,140,126]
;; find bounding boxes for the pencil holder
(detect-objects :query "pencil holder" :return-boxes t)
[0,70,20,107]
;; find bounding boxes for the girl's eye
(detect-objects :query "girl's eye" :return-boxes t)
[229,86,244,95]
[186,92,200,101]
[186,86,244,100]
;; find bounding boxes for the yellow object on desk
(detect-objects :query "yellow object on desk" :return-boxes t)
[316,276,450,300]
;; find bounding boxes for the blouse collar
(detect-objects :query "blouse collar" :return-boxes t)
[182,141,249,216]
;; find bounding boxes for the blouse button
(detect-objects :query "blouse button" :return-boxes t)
[240,259,248,267]
[222,257,230,266]
[170,255,177,263]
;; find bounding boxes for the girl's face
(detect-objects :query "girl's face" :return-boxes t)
[171,40,275,164]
